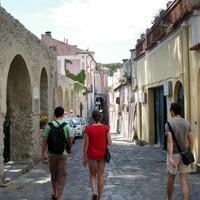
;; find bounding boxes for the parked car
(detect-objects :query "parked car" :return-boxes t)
[71,117,83,138]
[64,117,75,143]
[80,118,89,133]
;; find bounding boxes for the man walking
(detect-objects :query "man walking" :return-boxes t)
[41,106,73,200]
[165,103,193,200]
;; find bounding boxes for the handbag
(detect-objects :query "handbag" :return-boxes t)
[167,122,194,165]
[105,147,111,163]
[104,126,111,163]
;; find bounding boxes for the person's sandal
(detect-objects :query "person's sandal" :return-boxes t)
[51,194,58,200]
[92,194,98,200]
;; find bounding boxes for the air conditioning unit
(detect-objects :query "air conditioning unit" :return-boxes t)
[139,92,147,103]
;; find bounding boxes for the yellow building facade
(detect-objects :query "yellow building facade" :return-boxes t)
[136,1,200,164]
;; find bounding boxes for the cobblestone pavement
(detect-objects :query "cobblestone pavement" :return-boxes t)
[1,134,200,200]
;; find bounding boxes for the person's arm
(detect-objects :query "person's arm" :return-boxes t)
[41,137,48,163]
[107,133,112,145]
[167,133,176,168]
[188,132,193,150]
[105,126,112,145]
[67,127,73,145]
[83,134,89,168]
[41,124,50,163]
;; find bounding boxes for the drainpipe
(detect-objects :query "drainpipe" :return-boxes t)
[181,22,191,121]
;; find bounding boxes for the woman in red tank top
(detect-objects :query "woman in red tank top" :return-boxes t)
[83,110,112,200]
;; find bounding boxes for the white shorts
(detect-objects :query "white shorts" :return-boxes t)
[167,154,192,175]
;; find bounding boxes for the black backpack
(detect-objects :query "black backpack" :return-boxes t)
[47,121,67,154]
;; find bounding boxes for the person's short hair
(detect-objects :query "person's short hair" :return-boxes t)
[54,106,64,118]
[170,102,182,115]
[92,110,102,123]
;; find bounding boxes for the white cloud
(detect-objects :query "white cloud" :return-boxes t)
[35,12,45,17]
[47,0,168,62]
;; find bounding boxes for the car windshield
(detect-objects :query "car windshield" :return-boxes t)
[71,118,81,125]
[64,118,72,126]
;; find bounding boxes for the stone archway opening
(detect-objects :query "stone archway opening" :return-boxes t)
[95,97,107,122]
[174,81,185,117]
[57,86,63,107]
[70,90,76,114]
[4,55,32,162]
[64,88,69,114]
[40,68,48,129]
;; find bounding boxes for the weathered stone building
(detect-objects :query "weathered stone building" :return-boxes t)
[0,7,56,182]
[94,68,109,124]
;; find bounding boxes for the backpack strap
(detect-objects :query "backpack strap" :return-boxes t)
[48,122,54,129]
[55,120,67,128]
[167,122,182,153]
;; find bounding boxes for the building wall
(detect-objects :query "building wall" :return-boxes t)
[137,30,184,143]
[188,13,200,162]
[135,8,200,164]
[137,31,183,88]
[57,55,82,76]
[0,7,56,182]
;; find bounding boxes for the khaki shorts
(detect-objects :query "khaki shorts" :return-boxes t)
[49,155,67,186]
[167,154,191,175]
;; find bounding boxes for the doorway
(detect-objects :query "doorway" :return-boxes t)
[154,86,167,149]
[4,55,32,162]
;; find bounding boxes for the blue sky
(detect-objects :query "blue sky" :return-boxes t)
[2,0,168,63]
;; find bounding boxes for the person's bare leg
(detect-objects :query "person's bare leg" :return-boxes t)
[89,163,98,195]
[52,182,58,198]
[167,173,176,200]
[57,184,65,200]
[97,162,106,200]
[179,173,189,200]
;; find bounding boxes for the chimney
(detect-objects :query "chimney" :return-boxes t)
[45,31,52,37]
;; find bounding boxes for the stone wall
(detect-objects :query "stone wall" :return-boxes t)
[0,7,56,182]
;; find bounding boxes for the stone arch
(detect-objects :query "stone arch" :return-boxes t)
[64,88,70,113]
[57,86,63,107]
[95,97,104,112]
[40,68,48,128]
[174,81,184,117]
[70,90,76,114]
[4,55,32,162]
[80,102,83,117]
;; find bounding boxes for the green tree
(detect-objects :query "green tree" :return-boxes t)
[97,62,122,76]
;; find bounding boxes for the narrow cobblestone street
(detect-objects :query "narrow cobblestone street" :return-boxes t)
[1,134,200,200]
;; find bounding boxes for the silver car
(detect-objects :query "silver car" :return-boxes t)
[71,117,83,138]
[80,118,89,133]
[64,117,75,142]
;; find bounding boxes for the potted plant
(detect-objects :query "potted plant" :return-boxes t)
[40,115,48,129]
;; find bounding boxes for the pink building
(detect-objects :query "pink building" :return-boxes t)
[41,32,96,117]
